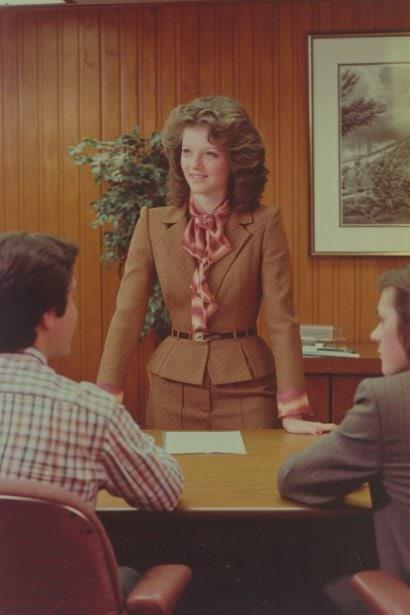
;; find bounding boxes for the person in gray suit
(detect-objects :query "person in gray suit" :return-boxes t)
[278,264,410,614]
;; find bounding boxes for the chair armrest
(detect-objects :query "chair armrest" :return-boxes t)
[125,564,192,615]
[351,570,410,615]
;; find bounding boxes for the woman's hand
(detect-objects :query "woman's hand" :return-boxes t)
[282,415,337,435]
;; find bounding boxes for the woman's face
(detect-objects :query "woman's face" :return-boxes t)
[370,286,409,376]
[180,125,231,207]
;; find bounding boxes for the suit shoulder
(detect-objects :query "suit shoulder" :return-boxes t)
[253,204,281,222]
[249,205,282,232]
[357,372,410,424]
[145,205,179,221]
[365,370,410,397]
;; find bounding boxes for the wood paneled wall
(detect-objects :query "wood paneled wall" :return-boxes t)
[0,1,408,422]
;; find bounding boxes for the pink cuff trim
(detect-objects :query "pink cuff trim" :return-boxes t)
[277,387,306,403]
[277,388,312,419]
[96,382,122,395]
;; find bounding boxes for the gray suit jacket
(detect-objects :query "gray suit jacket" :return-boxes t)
[278,371,410,593]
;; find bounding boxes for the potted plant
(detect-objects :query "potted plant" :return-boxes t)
[68,127,171,339]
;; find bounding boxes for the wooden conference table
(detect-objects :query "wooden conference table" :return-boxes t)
[97,429,371,515]
[97,430,375,614]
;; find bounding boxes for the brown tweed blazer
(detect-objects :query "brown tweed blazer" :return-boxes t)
[97,204,306,392]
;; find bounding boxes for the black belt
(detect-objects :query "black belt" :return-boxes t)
[171,327,257,342]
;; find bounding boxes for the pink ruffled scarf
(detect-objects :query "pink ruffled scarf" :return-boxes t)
[182,197,233,332]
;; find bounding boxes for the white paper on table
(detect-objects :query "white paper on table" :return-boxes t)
[164,431,246,454]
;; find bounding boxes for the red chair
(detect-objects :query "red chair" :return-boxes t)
[0,478,192,615]
[351,570,410,615]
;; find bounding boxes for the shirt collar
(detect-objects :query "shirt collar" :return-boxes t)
[19,347,48,365]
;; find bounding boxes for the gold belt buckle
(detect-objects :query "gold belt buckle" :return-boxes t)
[193,331,208,343]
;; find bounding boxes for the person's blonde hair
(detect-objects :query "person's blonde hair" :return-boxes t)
[161,95,268,211]
[380,264,410,357]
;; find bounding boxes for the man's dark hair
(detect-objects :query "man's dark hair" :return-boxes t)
[380,264,410,358]
[0,232,78,352]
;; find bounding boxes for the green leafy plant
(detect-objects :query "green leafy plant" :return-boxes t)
[68,127,171,339]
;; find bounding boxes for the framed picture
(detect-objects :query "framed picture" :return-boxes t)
[308,33,410,256]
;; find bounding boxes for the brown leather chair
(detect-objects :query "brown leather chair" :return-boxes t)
[0,478,192,615]
[351,570,410,615]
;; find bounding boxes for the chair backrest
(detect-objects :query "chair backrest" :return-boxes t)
[0,478,124,615]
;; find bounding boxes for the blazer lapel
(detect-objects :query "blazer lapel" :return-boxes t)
[210,209,253,296]
[161,206,253,297]
[161,206,196,281]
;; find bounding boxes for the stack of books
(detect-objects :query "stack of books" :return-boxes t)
[302,342,359,358]
[300,324,359,358]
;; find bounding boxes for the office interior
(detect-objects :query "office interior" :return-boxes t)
[0,0,408,613]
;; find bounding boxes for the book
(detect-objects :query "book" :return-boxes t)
[302,343,359,358]
[300,324,344,343]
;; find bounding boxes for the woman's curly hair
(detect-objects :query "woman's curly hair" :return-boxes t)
[161,96,268,212]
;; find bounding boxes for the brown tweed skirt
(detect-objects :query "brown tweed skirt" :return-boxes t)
[146,372,276,430]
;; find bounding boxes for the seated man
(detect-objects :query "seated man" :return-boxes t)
[0,231,184,592]
[278,264,410,614]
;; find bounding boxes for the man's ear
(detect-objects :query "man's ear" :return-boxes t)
[36,310,56,332]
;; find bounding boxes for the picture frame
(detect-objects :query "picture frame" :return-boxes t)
[308,33,410,256]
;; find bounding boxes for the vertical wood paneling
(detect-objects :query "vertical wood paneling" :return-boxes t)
[119,8,139,131]
[270,3,281,206]
[159,5,177,123]
[235,4,255,113]
[335,261,356,343]
[275,2,295,248]
[1,12,21,230]
[253,2,275,342]
[255,3,275,205]
[215,3,235,96]
[101,9,121,135]
[78,8,102,382]
[139,7,158,131]
[198,4,216,95]
[19,12,40,231]
[1,1,410,419]
[178,4,199,103]
[39,10,60,235]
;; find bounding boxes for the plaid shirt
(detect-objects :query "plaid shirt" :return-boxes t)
[0,348,183,509]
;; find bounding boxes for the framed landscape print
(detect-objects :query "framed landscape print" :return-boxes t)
[309,33,410,255]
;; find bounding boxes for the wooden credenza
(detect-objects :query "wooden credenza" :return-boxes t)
[303,344,381,424]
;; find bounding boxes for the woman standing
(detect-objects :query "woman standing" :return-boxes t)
[97,96,334,434]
